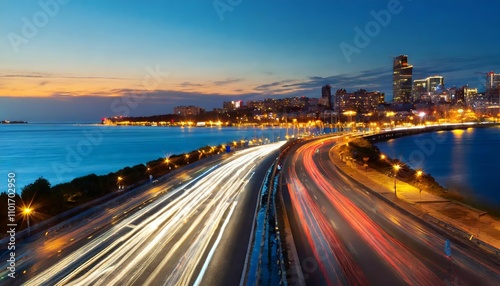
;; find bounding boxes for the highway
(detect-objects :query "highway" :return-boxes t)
[2,142,284,286]
[282,136,500,285]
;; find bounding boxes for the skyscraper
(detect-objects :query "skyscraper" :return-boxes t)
[393,55,413,103]
[486,72,500,91]
[486,72,500,103]
[321,84,332,110]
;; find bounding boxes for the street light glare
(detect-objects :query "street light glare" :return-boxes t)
[393,164,401,171]
[24,207,32,215]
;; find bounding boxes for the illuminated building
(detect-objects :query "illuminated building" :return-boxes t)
[173,105,205,116]
[413,75,444,101]
[393,55,413,103]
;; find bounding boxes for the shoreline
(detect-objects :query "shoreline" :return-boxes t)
[365,123,500,211]
[331,138,500,253]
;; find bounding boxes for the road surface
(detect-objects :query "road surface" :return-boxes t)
[282,136,500,285]
[1,142,284,286]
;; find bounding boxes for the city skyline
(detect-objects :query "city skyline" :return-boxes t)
[1,0,500,121]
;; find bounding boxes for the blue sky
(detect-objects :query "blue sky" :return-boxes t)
[1,0,500,121]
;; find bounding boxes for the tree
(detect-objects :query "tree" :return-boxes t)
[21,177,51,203]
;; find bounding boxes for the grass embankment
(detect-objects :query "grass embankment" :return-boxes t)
[337,137,500,218]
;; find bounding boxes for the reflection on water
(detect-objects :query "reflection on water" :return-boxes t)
[376,127,500,207]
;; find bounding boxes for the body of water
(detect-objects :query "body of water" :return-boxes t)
[376,126,500,207]
[1,123,292,191]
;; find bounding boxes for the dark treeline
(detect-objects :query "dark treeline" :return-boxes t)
[0,143,235,236]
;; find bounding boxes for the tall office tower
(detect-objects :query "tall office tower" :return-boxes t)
[321,84,332,110]
[486,72,500,91]
[393,55,413,103]
[486,72,500,103]
[334,89,347,113]
[413,79,427,101]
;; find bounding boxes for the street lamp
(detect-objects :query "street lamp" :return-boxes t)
[117,176,123,190]
[380,154,386,160]
[23,207,33,235]
[458,108,464,124]
[416,170,423,199]
[393,164,401,199]
[185,154,189,164]
[418,112,426,126]
[343,111,357,132]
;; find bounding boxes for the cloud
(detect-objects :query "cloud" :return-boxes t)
[212,78,244,86]
[255,79,295,91]
[2,74,47,78]
[178,81,204,88]
[280,66,392,93]
[1,73,127,80]
[39,81,49,86]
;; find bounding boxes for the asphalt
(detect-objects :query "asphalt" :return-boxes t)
[199,149,279,286]
[281,136,500,285]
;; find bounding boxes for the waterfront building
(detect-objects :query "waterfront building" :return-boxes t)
[454,85,478,106]
[485,72,500,103]
[173,105,205,116]
[486,72,500,91]
[393,55,413,103]
[334,88,385,114]
[223,100,243,110]
[413,75,444,102]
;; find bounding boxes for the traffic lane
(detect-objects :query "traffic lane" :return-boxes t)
[8,177,194,286]
[291,151,406,285]
[321,160,500,285]
[314,140,500,285]
[22,160,231,285]
[298,141,449,285]
[47,144,286,285]
[5,158,224,285]
[21,176,210,286]
[199,149,280,286]
[281,140,351,286]
[281,154,328,286]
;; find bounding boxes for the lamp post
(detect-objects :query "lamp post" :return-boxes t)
[393,164,401,199]
[117,176,123,190]
[343,111,357,132]
[23,207,32,235]
[458,108,464,125]
[418,112,426,126]
[478,212,487,238]
[416,170,423,199]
